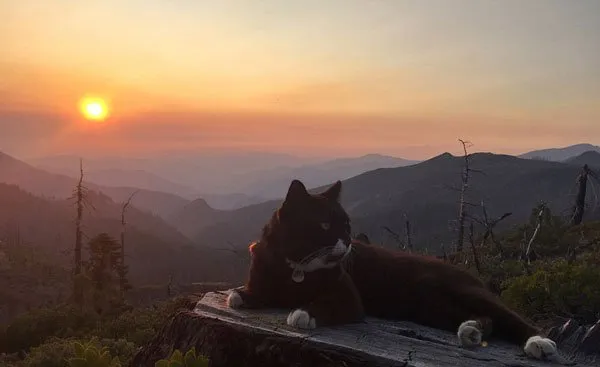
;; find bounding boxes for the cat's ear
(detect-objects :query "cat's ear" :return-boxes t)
[322,180,342,202]
[284,179,309,204]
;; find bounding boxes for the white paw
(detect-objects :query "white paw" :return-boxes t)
[457,320,482,347]
[524,335,558,360]
[226,290,244,309]
[286,309,316,329]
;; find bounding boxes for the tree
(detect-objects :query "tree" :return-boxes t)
[119,191,138,296]
[570,165,600,226]
[469,201,512,257]
[86,233,123,314]
[455,139,473,254]
[70,158,93,306]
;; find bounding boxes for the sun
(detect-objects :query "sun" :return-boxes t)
[79,96,109,122]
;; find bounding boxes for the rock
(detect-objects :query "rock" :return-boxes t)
[132,290,596,367]
[548,318,600,361]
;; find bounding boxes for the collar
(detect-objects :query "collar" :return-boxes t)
[285,243,353,283]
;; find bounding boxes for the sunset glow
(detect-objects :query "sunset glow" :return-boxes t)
[1,0,599,158]
[79,97,109,122]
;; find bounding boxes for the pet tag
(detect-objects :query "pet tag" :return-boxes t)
[292,269,305,283]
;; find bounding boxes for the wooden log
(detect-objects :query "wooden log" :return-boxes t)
[131,290,593,367]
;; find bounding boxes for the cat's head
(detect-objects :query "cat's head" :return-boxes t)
[267,179,352,265]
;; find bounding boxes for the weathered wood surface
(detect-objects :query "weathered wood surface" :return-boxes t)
[131,289,596,367]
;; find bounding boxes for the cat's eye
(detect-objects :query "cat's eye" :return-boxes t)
[320,222,331,230]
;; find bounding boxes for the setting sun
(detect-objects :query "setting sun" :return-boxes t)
[79,96,109,121]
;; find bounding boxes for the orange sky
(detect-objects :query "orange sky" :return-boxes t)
[1,0,599,159]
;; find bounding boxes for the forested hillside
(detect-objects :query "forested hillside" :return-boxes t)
[0,152,192,219]
[0,183,244,324]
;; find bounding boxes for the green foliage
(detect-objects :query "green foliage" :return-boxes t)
[9,337,79,367]
[3,304,98,353]
[98,296,193,346]
[2,337,135,367]
[93,338,137,365]
[66,340,122,367]
[501,257,600,323]
[155,347,210,367]
[85,233,125,314]
[1,296,192,367]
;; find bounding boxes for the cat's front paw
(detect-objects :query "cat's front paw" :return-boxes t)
[457,320,482,348]
[524,335,558,360]
[286,309,316,329]
[226,290,244,309]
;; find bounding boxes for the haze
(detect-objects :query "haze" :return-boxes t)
[1,0,599,160]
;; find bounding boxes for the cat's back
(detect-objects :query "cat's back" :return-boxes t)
[349,241,485,290]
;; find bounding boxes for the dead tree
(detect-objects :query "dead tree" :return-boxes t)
[455,139,476,254]
[71,159,87,305]
[570,165,600,226]
[382,226,404,249]
[404,214,413,253]
[468,221,482,275]
[570,165,590,226]
[524,204,545,263]
[475,201,512,257]
[119,190,138,296]
[440,243,448,262]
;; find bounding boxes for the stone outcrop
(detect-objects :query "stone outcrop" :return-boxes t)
[131,291,598,367]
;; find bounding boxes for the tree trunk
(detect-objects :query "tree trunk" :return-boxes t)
[73,159,84,305]
[570,165,590,226]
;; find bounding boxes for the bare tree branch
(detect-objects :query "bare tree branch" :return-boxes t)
[441,242,448,262]
[454,138,474,255]
[119,190,139,296]
[382,226,404,249]
[570,164,591,226]
[404,214,413,253]
[468,221,482,275]
[72,158,86,306]
[525,204,545,263]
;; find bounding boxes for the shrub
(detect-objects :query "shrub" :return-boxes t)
[4,305,98,353]
[14,337,81,367]
[501,258,600,323]
[155,348,210,367]
[9,337,135,367]
[66,340,122,367]
[100,296,193,346]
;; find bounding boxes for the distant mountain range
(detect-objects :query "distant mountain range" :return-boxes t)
[0,151,190,218]
[26,152,323,195]
[186,152,599,252]
[5,143,600,267]
[26,152,418,209]
[71,168,201,199]
[228,154,419,199]
[1,150,417,235]
[519,143,600,162]
[565,150,600,169]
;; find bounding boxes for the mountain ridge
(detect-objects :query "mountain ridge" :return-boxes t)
[519,143,600,162]
[0,151,192,219]
[565,150,600,169]
[191,152,596,251]
[228,153,419,199]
